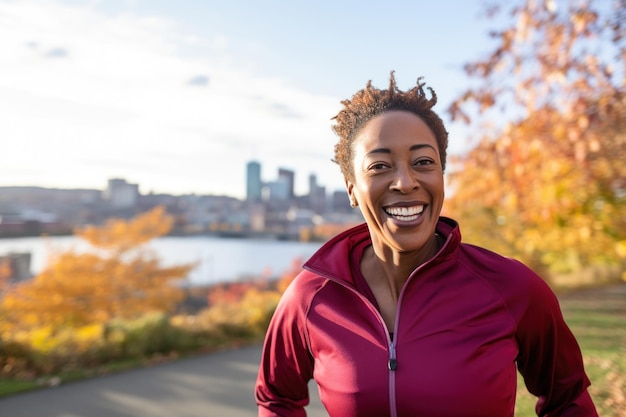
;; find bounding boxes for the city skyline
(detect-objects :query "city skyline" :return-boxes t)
[0,0,490,198]
[0,158,343,200]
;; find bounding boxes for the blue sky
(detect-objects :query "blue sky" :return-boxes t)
[0,0,501,198]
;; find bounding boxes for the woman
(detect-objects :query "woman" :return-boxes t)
[255,73,597,416]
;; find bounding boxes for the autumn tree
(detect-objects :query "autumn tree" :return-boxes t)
[446,0,626,279]
[0,258,11,295]
[1,206,195,330]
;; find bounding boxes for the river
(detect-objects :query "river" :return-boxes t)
[0,235,324,286]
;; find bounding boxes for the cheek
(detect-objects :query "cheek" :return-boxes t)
[355,180,381,202]
[434,179,446,205]
[424,176,445,204]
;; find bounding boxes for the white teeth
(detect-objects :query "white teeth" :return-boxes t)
[385,205,424,217]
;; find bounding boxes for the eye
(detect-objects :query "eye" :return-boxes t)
[414,158,435,166]
[368,162,390,171]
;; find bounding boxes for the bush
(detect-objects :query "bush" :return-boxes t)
[198,288,281,340]
[0,278,284,385]
[102,312,195,360]
[0,324,104,376]
[0,339,36,379]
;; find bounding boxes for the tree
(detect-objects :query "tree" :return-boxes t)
[0,258,11,295]
[1,207,195,329]
[446,0,626,278]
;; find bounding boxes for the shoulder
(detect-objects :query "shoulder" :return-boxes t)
[456,243,536,280]
[437,217,553,304]
[458,243,553,300]
[276,269,330,316]
[455,243,556,311]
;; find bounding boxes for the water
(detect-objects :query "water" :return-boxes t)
[0,235,324,286]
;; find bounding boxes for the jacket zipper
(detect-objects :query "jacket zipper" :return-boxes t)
[388,338,398,417]
[385,235,449,417]
[388,340,397,371]
[303,269,398,416]
[303,231,450,417]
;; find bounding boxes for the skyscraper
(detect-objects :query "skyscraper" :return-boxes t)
[278,168,295,199]
[246,161,262,202]
[308,173,327,214]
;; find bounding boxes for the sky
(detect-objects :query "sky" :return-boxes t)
[0,0,502,199]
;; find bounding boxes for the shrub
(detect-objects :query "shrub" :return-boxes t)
[0,339,36,379]
[102,312,194,360]
[197,288,281,341]
[1,324,104,376]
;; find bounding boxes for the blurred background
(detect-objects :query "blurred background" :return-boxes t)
[0,0,624,415]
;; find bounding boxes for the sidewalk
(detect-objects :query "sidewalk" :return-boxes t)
[0,344,326,417]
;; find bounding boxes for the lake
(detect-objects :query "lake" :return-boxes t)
[0,235,324,286]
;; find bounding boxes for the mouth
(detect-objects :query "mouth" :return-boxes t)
[384,205,425,222]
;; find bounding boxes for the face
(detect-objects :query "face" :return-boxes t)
[346,110,444,254]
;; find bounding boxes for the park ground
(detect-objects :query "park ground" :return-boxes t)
[0,282,624,417]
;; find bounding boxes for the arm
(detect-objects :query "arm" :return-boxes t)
[515,272,598,416]
[255,275,315,417]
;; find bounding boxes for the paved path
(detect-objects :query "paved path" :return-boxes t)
[0,344,326,417]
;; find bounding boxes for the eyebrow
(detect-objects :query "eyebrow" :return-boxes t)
[366,143,437,156]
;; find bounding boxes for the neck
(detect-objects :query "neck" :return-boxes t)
[364,233,443,298]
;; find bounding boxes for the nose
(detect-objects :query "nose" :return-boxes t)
[389,165,419,193]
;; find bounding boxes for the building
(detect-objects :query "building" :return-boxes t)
[308,173,327,214]
[103,178,139,209]
[331,189,352,213]
[0,252,32,284]
[278,168,295,199]
[246,161,263,202]
[264,178,290,201]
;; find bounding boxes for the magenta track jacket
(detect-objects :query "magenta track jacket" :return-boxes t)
[256,217,597,417]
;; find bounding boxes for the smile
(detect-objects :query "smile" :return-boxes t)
[384,205,425,221]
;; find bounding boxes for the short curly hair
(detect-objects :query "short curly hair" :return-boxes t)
[332,71,449,180]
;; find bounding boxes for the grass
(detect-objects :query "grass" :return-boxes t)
[515,283,626,417]
[0,357,147,398]
[0,378,38,397]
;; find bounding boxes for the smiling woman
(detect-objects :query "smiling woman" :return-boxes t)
[255,72,599,417]
[346,111,444,268]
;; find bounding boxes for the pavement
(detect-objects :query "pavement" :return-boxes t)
[0,344,327,417]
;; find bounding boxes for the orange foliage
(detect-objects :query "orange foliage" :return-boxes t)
[0,258,11,292]
[76,206,173,254]
[1,207,194,330]
[445,0,626,277]
[207,281,264,307]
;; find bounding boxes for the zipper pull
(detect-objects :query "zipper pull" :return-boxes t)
[388,341,397,371]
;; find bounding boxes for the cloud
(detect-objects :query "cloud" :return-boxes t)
[44,47,69,58]
[186,74,209,86]
[263,100,302,119]
[0,0,345,197]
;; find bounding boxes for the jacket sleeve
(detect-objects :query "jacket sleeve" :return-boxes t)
[255,274,315,417]
[515,271,598,416]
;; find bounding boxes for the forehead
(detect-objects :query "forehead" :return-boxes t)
[353,110,438,151]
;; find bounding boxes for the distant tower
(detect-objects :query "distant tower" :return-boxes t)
[246,161,262,202]
[278,168,295,199]
[103,178,139,209]
[308,173,317,195]
[308,173,327,214]
[332,189,351,213]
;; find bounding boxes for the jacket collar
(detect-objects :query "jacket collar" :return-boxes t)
[303,217,461,285]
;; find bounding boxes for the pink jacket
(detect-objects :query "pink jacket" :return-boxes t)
[256,218,597,416]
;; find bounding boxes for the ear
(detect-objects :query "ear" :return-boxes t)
[345,178,357,207]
